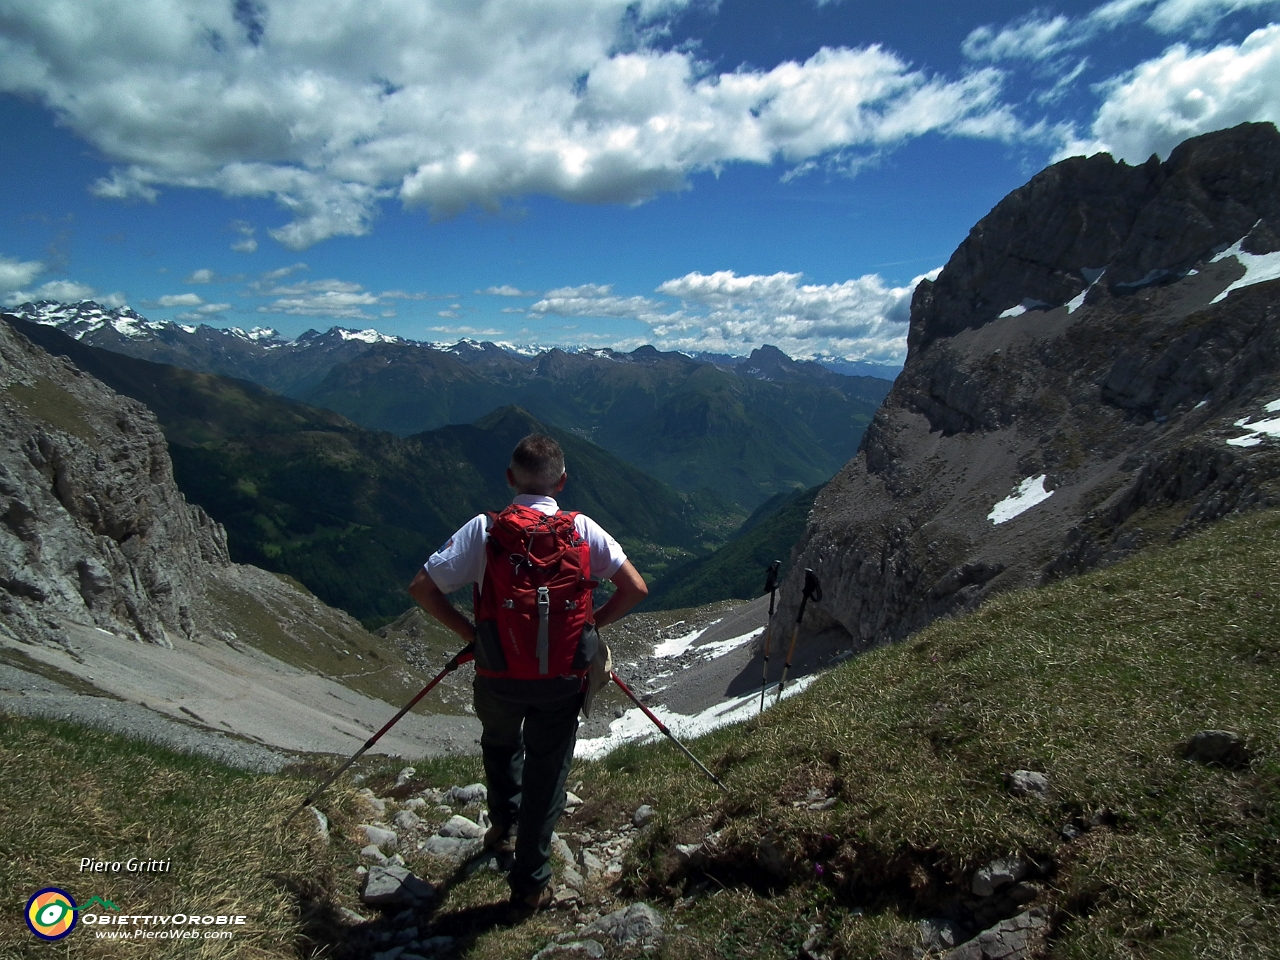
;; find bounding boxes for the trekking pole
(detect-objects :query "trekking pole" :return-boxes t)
[284,643,475,825]
[610,672,729,793]
[775,569,822,703]
[758,560,781,715]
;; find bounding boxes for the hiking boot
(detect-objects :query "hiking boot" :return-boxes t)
[508,882,553,917]
[483,822,516,854]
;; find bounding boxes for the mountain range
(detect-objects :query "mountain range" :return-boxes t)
[3,314,744,624]
[8,301,893,512]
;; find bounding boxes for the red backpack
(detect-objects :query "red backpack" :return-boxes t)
[473,505,599,682]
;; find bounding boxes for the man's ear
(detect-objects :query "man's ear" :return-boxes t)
[506,467,517,489]
[554,471,567,493]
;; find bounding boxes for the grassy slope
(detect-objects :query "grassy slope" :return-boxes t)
[585,506,1280,959]
[5,508,1277,958]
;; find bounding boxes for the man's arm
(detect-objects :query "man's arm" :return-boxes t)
[408,568,475,643]
[594,560,648,630]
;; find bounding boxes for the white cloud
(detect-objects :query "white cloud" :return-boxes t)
[964,0,1280,64]
[231,220,258,253]
[185,268,216,284]
[429,325,502,335]
[479,284,537,296]
[0,0,1022,247]
[197,302,232,314]
[145,293,205,308]
[32,280,97,301]
[1062,23,1280,161]
[963,14,1076,62]
[0,255,44,292]
[529,268,937,363]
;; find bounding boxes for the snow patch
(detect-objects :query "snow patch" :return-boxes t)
[1211,237,1280,303]
[338,327,397,344]
[652,620,720,658]
[997,299,1050,319]
[575,674,819,760]
[1067,269,1105,314]
[988,475,1054,525]
[1227,415,1280,447]
[1266,399,1280,413]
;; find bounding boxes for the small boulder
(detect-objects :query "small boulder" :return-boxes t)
[360,844,388,864]
[551,833,575,864]
[419,835,482,860]
[393,809,422,832]
[395,766,417,788]
[565,791,584,807]
[359,824,399,851]
[361,865,435,907]
[972,857,1032,897]
[1007,770,1050,799]
[532,940,605,959]
[632,804,656,827]
[403,798,428,812]
[583,902,664,947]
[920,918,963,952]
[580,849,606,880]
[307,806,329,843]
[438,815,484,839]
[447,783,487,804]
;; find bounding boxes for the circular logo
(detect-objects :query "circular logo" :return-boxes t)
[26,888,78,941]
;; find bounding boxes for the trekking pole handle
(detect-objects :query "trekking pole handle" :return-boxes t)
[777,569,821,702]
[764,560,781,616]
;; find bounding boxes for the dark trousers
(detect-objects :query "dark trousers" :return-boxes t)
[473,678,582,896]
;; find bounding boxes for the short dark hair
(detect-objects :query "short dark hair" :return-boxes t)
[510,434,565,494]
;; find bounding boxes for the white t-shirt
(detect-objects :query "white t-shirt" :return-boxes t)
[425,494,627,595]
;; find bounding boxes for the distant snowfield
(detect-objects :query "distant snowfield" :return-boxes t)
[575,674,818,760]
[989,475,1054,524]
[1212,238,1280,303]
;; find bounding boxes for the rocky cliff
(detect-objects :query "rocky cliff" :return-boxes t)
[779,122,1280,656]
[0,318,378,658]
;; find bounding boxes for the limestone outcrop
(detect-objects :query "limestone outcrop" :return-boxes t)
[779,122,1280,657]
[0,318,229,646]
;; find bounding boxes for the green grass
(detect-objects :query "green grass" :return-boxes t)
[573,505,1280,958]
[4,507,1279,958]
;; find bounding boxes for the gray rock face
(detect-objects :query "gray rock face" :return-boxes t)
[972,857,1033,897]
[1007,770,1050,799]
[779,123,1280,659]
[943,909,1050,960]
[582,902,664,947]
[0,318,229,647]
[360,864,434,907]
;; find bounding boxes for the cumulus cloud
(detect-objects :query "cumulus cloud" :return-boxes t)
[1062,23,1280,160]
[0,0,1023,248]
[185,268,216,284]
[0,258,106,306]
[479,285,537,296]
[529,268,937,363]
[0,255,44,292]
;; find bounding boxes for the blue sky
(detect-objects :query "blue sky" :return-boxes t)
[1,0,1278,366]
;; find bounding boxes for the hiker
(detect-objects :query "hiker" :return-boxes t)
[408,433,647,911]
